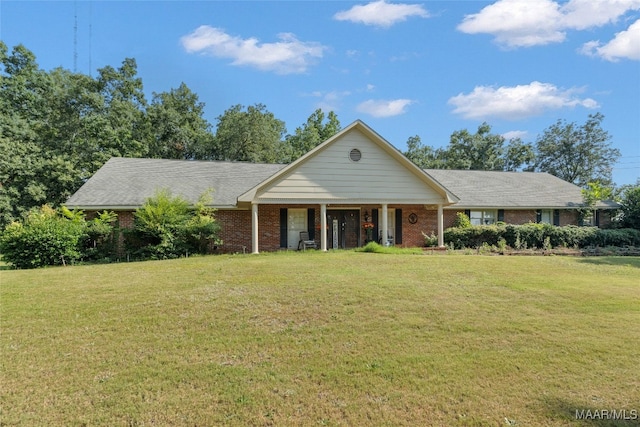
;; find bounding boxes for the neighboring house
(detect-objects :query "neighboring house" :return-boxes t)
[66,120,617,253]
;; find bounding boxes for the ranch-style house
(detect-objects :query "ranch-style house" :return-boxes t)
[66,120,618,253]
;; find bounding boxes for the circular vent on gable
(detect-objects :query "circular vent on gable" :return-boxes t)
[349,148,362,162]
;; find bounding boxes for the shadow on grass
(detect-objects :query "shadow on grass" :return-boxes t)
[540,397,639,426]
[577,257,640,269]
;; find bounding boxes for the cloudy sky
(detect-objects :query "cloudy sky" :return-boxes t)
[2,0,639,184]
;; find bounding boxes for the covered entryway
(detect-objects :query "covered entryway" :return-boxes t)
[327,210,360,249]
[238,120,458,253]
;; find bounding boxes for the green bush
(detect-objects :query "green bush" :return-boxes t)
[443,223,639,250]
[0,206,86,268]
[125,189,222,260]
[82,210,119,261]
[584,228,640,247]
[453,212,472,228]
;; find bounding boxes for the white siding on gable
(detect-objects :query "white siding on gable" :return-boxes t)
[256,129,445,203]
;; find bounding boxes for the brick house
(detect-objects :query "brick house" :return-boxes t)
[66,120,618,253]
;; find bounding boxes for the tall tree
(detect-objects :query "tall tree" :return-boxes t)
[404,123,534,171]
[147,83,215,160]
[94,58,150,161]
[535,113,620,187]
[444,123,507,170]
[210,104,287,163]
[0,43,63,225]
[284,109,341,161]
[504,138,535,172]
[403,135,446,169]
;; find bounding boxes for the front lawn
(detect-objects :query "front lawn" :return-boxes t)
[1,252,638,426]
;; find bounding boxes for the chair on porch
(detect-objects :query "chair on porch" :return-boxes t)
[298,231,317,251]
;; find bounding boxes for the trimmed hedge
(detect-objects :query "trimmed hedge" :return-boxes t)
[444,223,640,250]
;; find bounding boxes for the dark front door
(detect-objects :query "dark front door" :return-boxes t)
[327,210,360,249]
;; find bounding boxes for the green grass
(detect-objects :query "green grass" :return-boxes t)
[1,252,639,426]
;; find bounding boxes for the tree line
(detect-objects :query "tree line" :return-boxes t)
[1,43,339,227]
[403,114,620,189]
[1,42,633,231]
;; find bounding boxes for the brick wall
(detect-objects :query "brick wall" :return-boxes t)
[106,206,586,253]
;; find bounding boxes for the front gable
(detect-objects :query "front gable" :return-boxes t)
[238,120,457,205]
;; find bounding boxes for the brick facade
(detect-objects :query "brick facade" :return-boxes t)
[109,206,586,253]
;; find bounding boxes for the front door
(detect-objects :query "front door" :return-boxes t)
[327,210,360,249]
[287,208,307,249]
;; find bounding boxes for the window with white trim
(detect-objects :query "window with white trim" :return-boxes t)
[540,210,552,224]
[470,210,496,225]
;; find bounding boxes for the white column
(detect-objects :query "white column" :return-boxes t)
[251,203,259,254]
[320,204,327,251]
[437,204,444,247]
[381,204,388,245]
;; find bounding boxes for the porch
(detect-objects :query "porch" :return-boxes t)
[247,203,446,253]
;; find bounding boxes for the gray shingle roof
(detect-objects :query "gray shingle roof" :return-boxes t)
[424,169,616,209]
[66,158,617,210]
[66,158,286,209]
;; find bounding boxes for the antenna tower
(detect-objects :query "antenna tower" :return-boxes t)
[73,1,78,72]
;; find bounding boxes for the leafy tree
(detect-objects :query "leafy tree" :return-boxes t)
[94,57,150,161]
[504,138,535,172]
[580,181,615,225]
[147,83,215,160]
[404,135,446,169]
[404,123,534,171]
[535,113,620,187]
[210,104,287,163]
[284,109,341,161]
[617,181,640,229]
[445,123,506,170]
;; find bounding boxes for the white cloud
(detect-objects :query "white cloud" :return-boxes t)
[457,0,565,47]
[457,0,640,48]
[580,18,640,61]
[334,0,429,28]
[561,0,640,30]
[448,81,599,120]
[502,130,529,140]
[181,25,326,74]
[306,90,352,112]
[356,99,414,117]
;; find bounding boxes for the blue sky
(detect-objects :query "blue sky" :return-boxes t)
[2,0,639,185]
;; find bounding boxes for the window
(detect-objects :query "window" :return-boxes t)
[539,210,552,224]
[470,210,496,225]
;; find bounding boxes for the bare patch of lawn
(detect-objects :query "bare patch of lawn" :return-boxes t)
[1,253,639,426]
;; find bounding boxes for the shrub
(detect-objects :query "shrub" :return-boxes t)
[453,212,472,228]
[83,210,118,261]
[126,189,221,260]
[0,206,86,268]
[443,223,639,251]
[422,231,438,247]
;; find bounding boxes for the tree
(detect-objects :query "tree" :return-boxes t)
[445,123,506,170]
[403,135,446,169]
[147,83,215,160]
[617,181,640,229]
[210,104,287,163]
[504,138,535,172]
[535,113,620,187]
[284,109,341,161]
[403,123,534,171]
